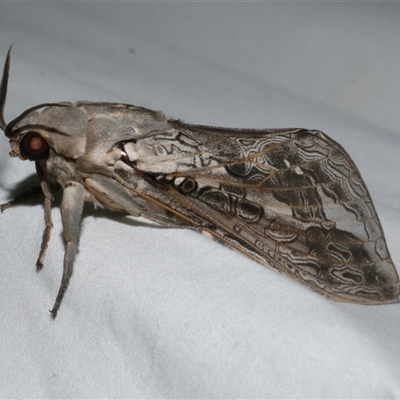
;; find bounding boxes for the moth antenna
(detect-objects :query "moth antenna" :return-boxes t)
[0,44,13,132]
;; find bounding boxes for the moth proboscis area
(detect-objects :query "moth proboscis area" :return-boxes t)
[0,45,398,317]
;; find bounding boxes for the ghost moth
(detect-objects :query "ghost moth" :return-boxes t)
[0,46,398,317]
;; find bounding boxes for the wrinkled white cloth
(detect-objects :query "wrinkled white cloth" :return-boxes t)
[1,3,400,398]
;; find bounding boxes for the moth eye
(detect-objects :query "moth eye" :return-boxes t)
[20,133,50,161]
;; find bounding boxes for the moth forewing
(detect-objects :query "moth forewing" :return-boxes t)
[0,46,398,317]
[115,122,400,305]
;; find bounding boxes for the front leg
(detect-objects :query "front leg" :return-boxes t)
[0,185,53,269]
[1,185,54,269]
[1,162,57,269]
[50,181,85,318]
[0,185,43,212]
[35,162,54,269]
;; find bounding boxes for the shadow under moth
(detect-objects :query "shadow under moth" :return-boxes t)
[0,45,398,317]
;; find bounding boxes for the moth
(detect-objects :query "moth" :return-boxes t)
[1,46,399,317]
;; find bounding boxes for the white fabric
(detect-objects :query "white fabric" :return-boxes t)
[1,3,400,398]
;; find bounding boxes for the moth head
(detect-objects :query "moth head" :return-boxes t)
[0,46,88,161]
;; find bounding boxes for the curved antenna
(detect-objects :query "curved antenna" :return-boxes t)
[0,44,13,132]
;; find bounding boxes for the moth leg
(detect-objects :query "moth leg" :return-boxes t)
[50,181,85,318]
[36,190,53,270]
[0,185,43,212]
[35,162,55,269]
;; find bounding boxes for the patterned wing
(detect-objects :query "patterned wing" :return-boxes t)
[116,121,400,304]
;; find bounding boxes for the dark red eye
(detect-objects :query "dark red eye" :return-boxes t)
[20,133,50,161]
